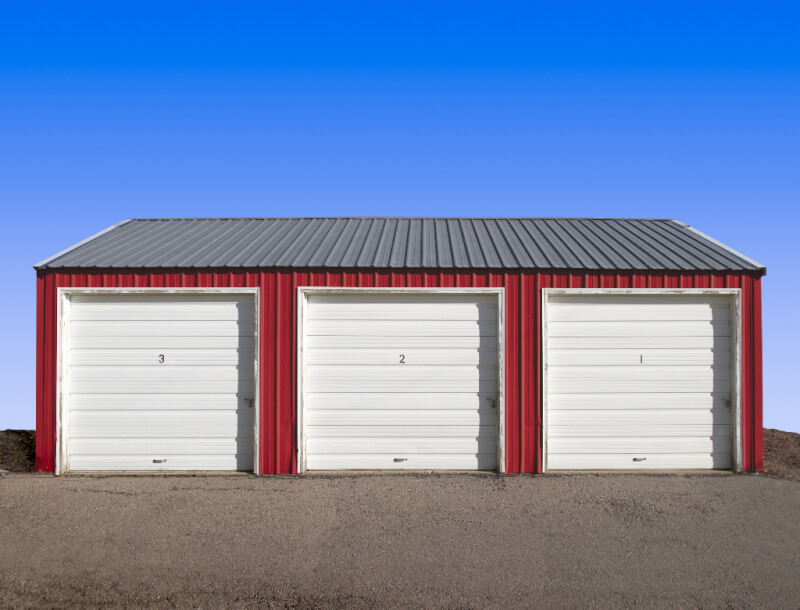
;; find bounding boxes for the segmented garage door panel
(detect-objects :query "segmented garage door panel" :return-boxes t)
[549,393,731,410]
[69,394,246,410]
[307,409,497,426]
[305,294,498,470]
[308,294,498,318]
[306,348,498,366]
[306,392,496,410]
[67,294,255,471]
[548,453,732,469]
[547,294,733,470]
[548,349,730,366]
[306,335,495,349]
[308,454,498,470]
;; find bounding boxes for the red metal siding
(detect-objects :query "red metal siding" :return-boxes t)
[35,268,765,474]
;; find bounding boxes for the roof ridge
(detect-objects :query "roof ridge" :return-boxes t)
[126,216,679,222]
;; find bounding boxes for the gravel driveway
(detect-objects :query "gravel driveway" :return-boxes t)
[1,472,799,609]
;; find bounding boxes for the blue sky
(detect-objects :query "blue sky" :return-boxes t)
[1,1,797,431]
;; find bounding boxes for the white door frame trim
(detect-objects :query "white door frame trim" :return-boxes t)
[55,287,261,475]
[541,288,742,473]
[296,286,506,473]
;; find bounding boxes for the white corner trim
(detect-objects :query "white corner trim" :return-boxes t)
[732,290,743,472]
[57,287,259,295]
[252,288,262,476]
[297,287,506,295]
[55,291,69,475]
[495,288,506,473]
[34,219,135,269]
[541,288,549,474]
[296,288,306,473]
[543,287,741,296]
[55,286,261,475]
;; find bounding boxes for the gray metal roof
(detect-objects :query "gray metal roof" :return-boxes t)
[34,217,765,273]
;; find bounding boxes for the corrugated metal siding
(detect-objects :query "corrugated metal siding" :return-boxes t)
[36,218,765,272]
[35,268,764,474]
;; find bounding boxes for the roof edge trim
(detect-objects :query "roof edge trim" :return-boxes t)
[34,219,135,269]
[675,221,766,275]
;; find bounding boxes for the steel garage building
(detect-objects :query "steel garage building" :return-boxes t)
[34,217,765,475]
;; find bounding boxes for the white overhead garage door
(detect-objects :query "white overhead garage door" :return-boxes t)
[65,293,256,472]
[302,292,500,471]
[545,292,736,470]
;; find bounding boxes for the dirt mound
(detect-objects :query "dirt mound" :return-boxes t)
[0,430,35,472]
[763,428,800,481]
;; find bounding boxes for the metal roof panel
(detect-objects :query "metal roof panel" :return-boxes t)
[35,217,765,273]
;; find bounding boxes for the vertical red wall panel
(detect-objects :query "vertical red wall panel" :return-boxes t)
[740,275,753,471]
[520,273,536,472]
[504,273,520,473]
[373,271,387,287]
[342,271,356,287]
[35,267,765,474]
[534,273,551,473]
[41,274,56,472]
[291,272,309,473]
[260,271,276,474]
[753,277,764,471]
[275,272,293,473]
[35,273,46,471]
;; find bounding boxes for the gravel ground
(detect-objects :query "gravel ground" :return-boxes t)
[1,472,799,609]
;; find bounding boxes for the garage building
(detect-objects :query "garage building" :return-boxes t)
[34,217,765,474]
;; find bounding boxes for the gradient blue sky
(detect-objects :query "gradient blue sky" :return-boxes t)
[1,2,797,431]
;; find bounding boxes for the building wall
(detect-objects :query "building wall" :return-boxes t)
[36,268,764,474]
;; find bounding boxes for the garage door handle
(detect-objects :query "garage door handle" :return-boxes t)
[632,457,646,462]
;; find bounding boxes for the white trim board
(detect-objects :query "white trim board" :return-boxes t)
[541,288,742,473]
[55,287,261,475]
[297,287,506,473]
